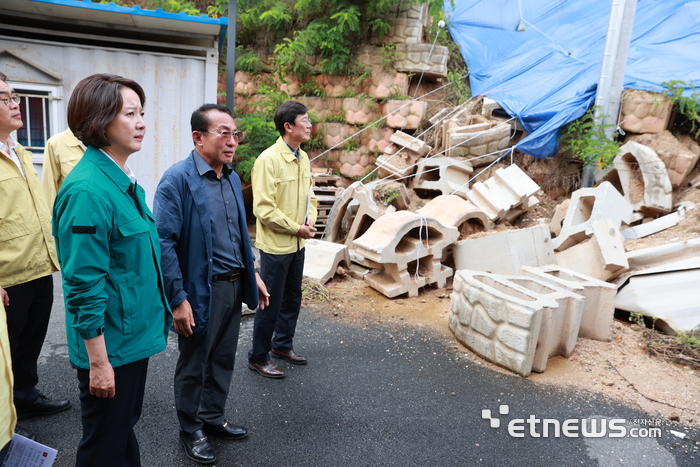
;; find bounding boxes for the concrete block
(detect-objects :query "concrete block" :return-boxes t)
[322,182,382,246]
[417,195,494,234]
[375,153,415,181]
[409,157,473,199]
[552,181,633,251]
[353,210,459,298]
[453,225,555,275]
[613,141,673,215]
[619,89,672,135]
[626,131,700,188]
[447,121,511,165]
[548,199,570,237]
[449,269,556,377]
[500,276,585,372]
[303,239,350,284]
[393,43,449,79]
[383,100,428,130]
[390,131,432,158]
[466,164,541,222]
[520,265,617,342]
[554,219,629,282]
[367,72,409,100]
[481,97,502,118]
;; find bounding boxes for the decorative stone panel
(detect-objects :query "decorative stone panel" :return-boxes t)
[342,98,381,125]
[361,126,396,154]
[316,122,357,149]
[626,130,700,188]
[383,100,427,130]
[368,72,409,100]
[447,121,511,165]
[393,43,448,79]
[613,141,673,215]
[449,270,553,377]
[619,89,672,135]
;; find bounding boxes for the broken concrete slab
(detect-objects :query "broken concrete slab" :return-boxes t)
[352,210,458,298]
[465,164,541,222]
[453,224,555,275]
[613,141,673,215]
[626,237,700,271]
[449,269,552,377]
[552,181,633,251]
[554,219,629,282]
[375,152,416,181]
[322,182,382,246]
[627,130,700,188]
[390,131,432,158]
[303,239,350,284]
[621,209,685,239]
[615,256,700,334]
[548,199,570,237]
[409,157,473,199]
[520,265,617,342]
[500,275,585,373]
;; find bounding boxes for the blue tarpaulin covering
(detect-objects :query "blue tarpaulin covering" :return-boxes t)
[444,0,700,158]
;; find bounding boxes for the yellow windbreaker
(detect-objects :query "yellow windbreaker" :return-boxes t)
[0,144,59,287]
[252,137,317,255]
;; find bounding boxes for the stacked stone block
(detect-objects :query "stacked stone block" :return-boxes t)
[449,270,551,377]
[352,211,458,298]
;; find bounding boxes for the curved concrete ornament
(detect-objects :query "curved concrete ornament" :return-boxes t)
[614,141,672,215]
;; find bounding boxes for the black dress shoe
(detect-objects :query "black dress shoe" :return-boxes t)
[271,348,308,365]
[179,430,216,465]
[15,394,70,420]
[203,420,248,440]
[14,426,36,440]
[248,360,285,378]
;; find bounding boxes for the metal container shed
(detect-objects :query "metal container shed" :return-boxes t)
[0,0,227,206]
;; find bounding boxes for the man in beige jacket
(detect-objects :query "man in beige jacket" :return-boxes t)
[0,72,69,434]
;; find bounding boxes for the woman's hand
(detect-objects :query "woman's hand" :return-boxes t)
[89,361,116,398]
[84,335,116,398]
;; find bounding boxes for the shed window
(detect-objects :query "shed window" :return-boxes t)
[16,90,51,151]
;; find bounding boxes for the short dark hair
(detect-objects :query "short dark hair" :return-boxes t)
[67,74,146,148]
[191,103,232,133]
[274,101,308,136]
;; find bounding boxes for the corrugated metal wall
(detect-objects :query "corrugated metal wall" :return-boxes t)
[1,36,219,207]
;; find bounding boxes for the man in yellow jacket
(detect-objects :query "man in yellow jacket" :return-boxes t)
[248,101,317,378]
[0,72,70,430]
[41,128,85,210]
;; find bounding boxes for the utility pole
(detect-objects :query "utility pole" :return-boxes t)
[581,0,637,187]
[226,0,237,115]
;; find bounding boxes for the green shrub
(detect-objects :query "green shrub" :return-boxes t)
[559,108,620,169]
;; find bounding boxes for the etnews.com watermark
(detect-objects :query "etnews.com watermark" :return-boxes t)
[482,404,665,438]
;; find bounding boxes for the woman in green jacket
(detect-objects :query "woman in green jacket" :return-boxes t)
[52,74,171,467]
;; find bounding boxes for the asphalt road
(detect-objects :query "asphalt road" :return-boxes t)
[18,274,700,466]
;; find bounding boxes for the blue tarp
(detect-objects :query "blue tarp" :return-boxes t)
[444,0,700,158]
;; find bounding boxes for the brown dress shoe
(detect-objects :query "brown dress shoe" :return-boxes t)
[248,360,285,378]
[271,349,308,365]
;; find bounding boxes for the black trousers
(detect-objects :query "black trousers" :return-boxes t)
[75,358,149,467]
[174,279,242,435]
[248,248,305,364]
[4,275,53,405]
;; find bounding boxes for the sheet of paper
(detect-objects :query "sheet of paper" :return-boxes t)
[2,434,57,467]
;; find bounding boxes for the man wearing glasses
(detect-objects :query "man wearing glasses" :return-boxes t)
[247,100,317,378]
[0,72,70,439]
[154,104,268,465]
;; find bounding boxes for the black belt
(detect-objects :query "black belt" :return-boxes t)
[212,269,243,282]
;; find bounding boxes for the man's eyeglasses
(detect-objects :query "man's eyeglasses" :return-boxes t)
[202,130,244,142]
[294,117,312,126]
[0,95,20,107]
